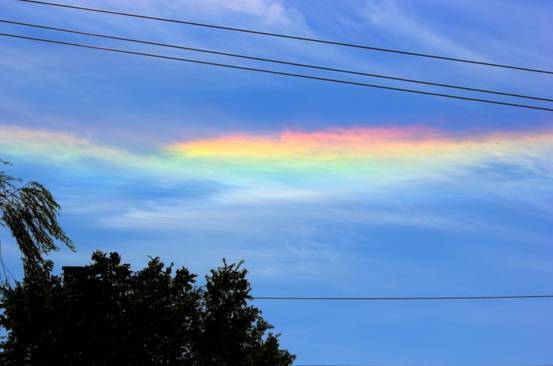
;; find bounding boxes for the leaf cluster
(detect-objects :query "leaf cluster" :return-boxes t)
[0,161,73,267]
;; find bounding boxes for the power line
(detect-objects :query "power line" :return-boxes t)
[15,0,553,75]
[252,294,553,301]
[292,364,553,366]
[294,364,381,366]
[2,19,552,103]
[293,363,553,366]
[2,33,553,112]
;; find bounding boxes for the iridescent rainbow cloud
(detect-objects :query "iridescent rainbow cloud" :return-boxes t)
[1,125,552,189]
[166,126,553,187]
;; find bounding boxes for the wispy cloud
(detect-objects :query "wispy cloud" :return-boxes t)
[2,124,553,186]
[105,0,305,27]
[2,124,552,245]
[168,0,304,27]
[362,0,482,59]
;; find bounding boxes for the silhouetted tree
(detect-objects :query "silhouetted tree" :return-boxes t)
[0,160,73,267]
[197,260,293,366]
[0,252,295,366]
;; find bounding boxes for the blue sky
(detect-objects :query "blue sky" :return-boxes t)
[1,0,553,365]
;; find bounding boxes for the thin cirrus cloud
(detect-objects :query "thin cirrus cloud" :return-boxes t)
[165,125,553,189]
[2,123,552,283]
[170,0,304,26]
[111,0,303,25]
[1,123,552,193]
[362,0,483,60]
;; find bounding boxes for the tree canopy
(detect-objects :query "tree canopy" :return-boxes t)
[0,251,295,366]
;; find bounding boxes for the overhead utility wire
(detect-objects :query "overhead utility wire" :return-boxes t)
[2,33,552,112]
[293,364,553,366]
[16,0,553,75]
[294,364,385,366]
[252,294,553,301]
[2,19,551,103]
[296,362,553,365]
[294,363,385,366]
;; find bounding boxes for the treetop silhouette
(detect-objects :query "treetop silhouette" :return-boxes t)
[1,251,295,365]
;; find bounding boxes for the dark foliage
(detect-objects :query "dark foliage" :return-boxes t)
[0,252,295,366]
[0,161,74,267]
